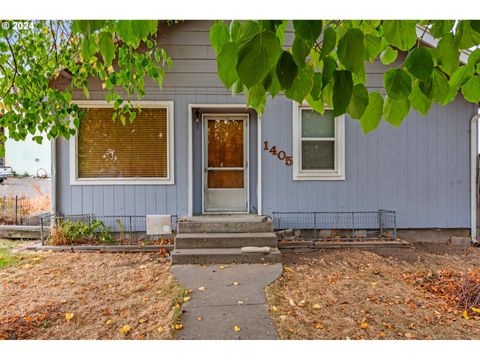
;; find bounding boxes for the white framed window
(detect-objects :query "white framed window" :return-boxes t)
[292,102,345,181]
[70,100,174,185]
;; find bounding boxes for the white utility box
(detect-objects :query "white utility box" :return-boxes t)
[146,215,172,235]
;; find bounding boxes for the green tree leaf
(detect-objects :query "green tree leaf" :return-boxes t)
[468,49,480,68]
[380,46,398,65]
[217,42,238,88]
[360,92,384,133]
[310,72,322,101]
[420,68,450,102]
[461,75,480,103]
[436,33,459,76]
[292,36,312,67]
[98,32,115,67]
[455,21,480,49]
[450,65,475,89]
[404,47,433,81]
[81,35,97,61]
[236,30,281,87]
[337,28,365,74]
[471,20,480,34]
[285,65,314,103]
[383,20,417,51]
[347,83,369,119]
[320,27,336,59]
[72,20,106,35]
[430,20,455,38]
[410,81,432,115]
[364,34,382,62]
[384,68,412,99]
[246,83,267,113]
[276,51,298,89]
[292,20,322,42]
[384,96,410,127]
[332,70,353,117]
[209,21,230,54]
[263,67,282,98]
[306,94,324,114]
[322,56,336,88]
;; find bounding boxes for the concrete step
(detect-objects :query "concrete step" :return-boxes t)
[177,215,273,234]
[171,247,282,264]
[175,232,277,249]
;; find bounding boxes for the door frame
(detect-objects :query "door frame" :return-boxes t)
[187,104,262,216]
[201,113,249,214]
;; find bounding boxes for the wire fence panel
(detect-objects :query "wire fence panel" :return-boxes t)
[40,214,178,245]
[273,210,397,241]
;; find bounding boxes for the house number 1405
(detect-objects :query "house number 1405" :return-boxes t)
[263,141,293,166]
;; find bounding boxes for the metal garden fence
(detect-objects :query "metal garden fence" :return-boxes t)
[0,195,41,224]
[40,214,178,245]
[272,209,397,241]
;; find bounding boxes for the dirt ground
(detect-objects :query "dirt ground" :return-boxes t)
[0,241,182,340]
[266,244,480,340]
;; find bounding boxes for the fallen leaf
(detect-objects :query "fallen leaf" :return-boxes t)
[298,300,306,307]
[288,298,296,306]
[279,315,287,321]
[102,308,110,316]
[313,322,323,329]
[238,300,244,304]
[198,286,206,291]
[271,306,279,312]
[472,307,480,313]
[24,316,33,322]
[142,297,149,302]
[360,322,369,329]
[31,257,41,261]
[312,303,322,310]
[233,325,241,332]
[463,310,470,320]
[197,317,203,321]
[233,282,239,286]
[157,326,164,333]
[106,319,112,325]
[174,323,183,330]
[219,265,226,269]
[405,333,413,338]
[183,296,191,302]
[65,313,74,321]
[120,325,131,334]
[174,304,181,310]
[378,331,385,338]
[138,319,146,324]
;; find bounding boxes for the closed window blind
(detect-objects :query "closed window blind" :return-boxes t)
[77,107,168,178]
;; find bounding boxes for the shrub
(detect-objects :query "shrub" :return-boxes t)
[48,218,114,245]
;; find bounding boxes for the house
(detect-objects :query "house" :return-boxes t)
[50,21,479,251]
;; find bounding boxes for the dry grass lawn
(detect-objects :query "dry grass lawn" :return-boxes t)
[266,246,480,340]
[0,240,182,340]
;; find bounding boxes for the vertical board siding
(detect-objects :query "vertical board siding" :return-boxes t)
[261,95,475,228]
[56,20,475,229]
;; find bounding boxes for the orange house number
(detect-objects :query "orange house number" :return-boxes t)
[263,141,293,166]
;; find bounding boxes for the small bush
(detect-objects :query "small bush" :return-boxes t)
[48,219,114,245]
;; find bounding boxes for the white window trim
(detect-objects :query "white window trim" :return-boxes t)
[70,100,175,185]
[292,102,345,181]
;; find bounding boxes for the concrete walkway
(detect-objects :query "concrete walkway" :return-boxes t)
[171,263,283,340]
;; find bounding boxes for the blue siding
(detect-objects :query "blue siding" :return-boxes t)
[261,95,476,228]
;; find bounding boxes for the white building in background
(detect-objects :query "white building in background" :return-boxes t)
[5,134,51,177]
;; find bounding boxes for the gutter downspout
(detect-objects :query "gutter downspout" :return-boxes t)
[50,137,56,217]
[471,113,480,244]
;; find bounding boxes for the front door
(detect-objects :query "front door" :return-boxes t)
[203,114,248,213]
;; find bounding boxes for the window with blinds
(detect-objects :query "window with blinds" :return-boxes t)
[77,107,169,179]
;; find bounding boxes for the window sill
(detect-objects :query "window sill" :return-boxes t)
[69,178,175,186]
[293,172,345,181]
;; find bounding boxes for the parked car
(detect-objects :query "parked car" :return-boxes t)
[0,166,13,183]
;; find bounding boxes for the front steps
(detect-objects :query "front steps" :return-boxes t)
[171,215,281,264]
